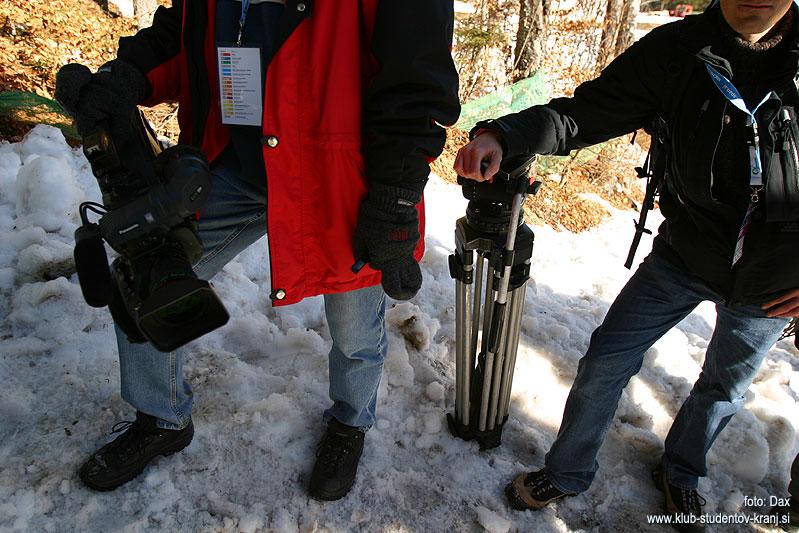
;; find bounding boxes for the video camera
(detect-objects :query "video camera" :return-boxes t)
[74,110,229,352]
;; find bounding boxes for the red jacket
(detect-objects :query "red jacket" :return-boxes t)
[118,0,460,306]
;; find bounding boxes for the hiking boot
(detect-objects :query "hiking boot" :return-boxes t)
[79,411,194,491]
[308,419,365,501]
[505,470,574,511]
[652,464,706,532]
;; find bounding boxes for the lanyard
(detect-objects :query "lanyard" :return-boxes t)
[705,64,772,201]
[237,0,252,47]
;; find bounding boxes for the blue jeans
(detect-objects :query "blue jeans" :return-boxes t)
[116,162,387,431]
[544,250,788,493]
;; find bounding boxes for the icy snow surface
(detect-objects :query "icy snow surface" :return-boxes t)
[1,125,798,532]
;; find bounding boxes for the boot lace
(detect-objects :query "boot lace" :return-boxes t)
[102,418,149,464]
[316,431,359,475]
[678,486,707,516]
[524,471,565,501]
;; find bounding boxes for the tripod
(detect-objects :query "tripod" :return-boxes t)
[447,155,539,450]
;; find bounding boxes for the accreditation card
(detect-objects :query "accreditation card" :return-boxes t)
[217,46,263,127]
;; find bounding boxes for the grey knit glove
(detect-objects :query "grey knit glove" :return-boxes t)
[354,183,423,300]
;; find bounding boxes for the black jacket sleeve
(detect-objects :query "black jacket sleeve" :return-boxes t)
[116,1,184,97]
[490,24,676,158]
[363,0,461,195]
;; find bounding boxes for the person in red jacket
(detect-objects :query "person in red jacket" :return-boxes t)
[56,0,459,500]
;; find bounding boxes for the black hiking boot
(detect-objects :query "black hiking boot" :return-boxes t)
[79,411,194,491]
[505,470,574,511]
[308,419,365,501]
[652,464,706,532]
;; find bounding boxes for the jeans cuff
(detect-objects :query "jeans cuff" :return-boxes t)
[544,469,581,495]
[323,410,372,433]
[662,459,698,491]
[156,417,190,431]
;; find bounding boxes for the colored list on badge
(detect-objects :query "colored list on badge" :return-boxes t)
[216,47,263,127]
[220,52,234,117]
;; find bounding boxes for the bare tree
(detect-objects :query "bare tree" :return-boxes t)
[512,0,550,82]
[596,0,624,72]
[615,0,640,57]
[596,0,641,73]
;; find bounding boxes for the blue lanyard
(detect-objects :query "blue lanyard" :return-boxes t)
[706,64,772,199]
[236,0,252,47]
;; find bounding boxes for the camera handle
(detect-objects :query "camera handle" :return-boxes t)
[447,154,540,449]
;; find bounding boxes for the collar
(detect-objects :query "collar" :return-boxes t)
[677,4,799,80]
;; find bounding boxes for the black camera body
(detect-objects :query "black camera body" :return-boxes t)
[74,110,229,352]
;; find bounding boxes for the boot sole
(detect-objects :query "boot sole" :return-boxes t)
[308,471,357,502]
[80,428,194,492]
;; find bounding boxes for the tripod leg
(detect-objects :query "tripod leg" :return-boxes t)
[487,307,511,430]
[470,253,486,372]
[463,252,485,427]
[455,277,466,422]
[480,269,496,356]
[500,280,528,421]
[477,268,499,431]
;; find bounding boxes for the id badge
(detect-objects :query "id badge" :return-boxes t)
[217,46,263,127]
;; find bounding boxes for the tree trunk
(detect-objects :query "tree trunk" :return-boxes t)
[614,0,640,57]
[596,0,640,73]
[512,0,549,82]
[596,0,623,73]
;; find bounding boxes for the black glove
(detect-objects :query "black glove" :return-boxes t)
[354,183,423,300]
[55,59,147,141]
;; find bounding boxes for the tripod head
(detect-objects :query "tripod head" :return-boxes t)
[457,154,540,235]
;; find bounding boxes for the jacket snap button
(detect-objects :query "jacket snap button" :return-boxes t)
[297,3,306,12]
[271,289,287,301]
[263,135,279,148]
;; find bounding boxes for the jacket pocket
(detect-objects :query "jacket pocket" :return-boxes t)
[766,106,799,221]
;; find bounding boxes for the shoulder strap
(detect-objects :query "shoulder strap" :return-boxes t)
[624,55,697,269]
[625,117,668,269]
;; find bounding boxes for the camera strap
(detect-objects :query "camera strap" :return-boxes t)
[217,0,263,127]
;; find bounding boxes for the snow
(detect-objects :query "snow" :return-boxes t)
[1,124,798,532]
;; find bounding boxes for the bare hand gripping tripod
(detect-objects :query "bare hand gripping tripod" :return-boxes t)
[447,155,540,450]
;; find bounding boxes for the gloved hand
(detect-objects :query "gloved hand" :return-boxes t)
[55,59,147,141]
[354,183,423,300]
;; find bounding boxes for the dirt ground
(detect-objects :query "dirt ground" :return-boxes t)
[0,0,646,232]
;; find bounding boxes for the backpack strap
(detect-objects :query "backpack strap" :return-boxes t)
[625,117,668,269]
[624,52,697,269]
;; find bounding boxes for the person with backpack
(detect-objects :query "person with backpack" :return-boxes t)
[55,0,459,500]
[455,0,799,528]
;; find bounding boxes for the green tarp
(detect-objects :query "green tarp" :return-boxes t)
[455,70,549,132]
